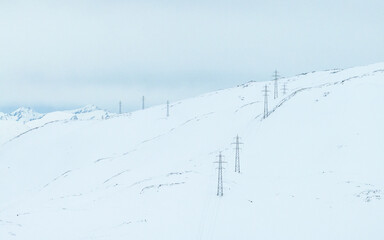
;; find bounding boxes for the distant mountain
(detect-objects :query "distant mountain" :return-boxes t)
[0,105,114,123]
[0,107,43,122]
[70,104,100,114]
[66,104,114,121]
[0,105,115,144]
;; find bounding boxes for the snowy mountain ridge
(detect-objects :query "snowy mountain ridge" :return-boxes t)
[0,105,115,145]
[0,62,384,240]
[0,105,107,122]
[70,104,101,114]
[0,107,43,122]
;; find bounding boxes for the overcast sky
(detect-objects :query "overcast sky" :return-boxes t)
[1,0,383,113]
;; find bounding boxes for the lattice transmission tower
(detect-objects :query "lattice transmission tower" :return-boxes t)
[273,70,280,99]
[263,85,269,119]
[232,135,243,173]
[215,152,226,196]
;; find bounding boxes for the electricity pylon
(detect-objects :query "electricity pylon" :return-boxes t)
[232,135,243,173]
[142,96,145,110]
[273,70,279,99]
[119,101,122,114]
[215,152,226,196]
[263,85,269,119]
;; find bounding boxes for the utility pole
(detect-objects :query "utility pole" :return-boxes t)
[273,70,279,99]
[119,101,122,114]
[263,84,269,119]
[232,135,243,173]
[215,152,226,196]
[166,100,169,117]
[142,96,145,110]
[282,82,287,95]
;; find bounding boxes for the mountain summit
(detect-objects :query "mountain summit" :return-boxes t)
[0,107,43,122]
[71,104,101,114]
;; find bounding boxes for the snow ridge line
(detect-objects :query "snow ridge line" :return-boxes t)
[2,120,62,146]
[103,170,130,184]
[266,72,376,119]
[140,182,186,194]
[41,170,72,189]
[94,112,215,164]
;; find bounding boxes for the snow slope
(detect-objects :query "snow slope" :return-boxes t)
[0,105,115,145]
[0,63,383,240]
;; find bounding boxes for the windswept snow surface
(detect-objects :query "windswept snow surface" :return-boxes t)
[0,105,114,145]
[1,63,384,240]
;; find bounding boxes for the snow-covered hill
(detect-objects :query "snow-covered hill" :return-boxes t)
[0,105,115,145]
[0,107,43,122]
[0,63,383,240]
